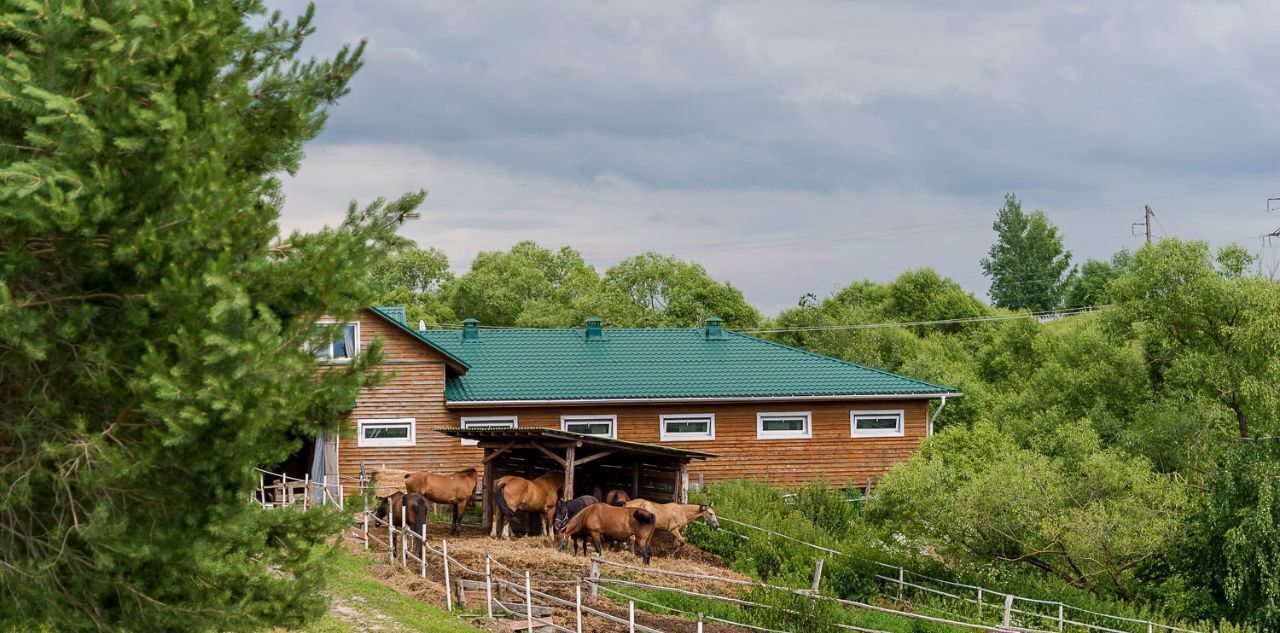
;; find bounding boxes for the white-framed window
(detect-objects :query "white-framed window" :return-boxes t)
[851,409,904,438]
[562,415,617,438]
[459,416,518,446]
[659,413,715,442]
[357,418,415,447]
[756,412,812,440]
[314,321,359,362]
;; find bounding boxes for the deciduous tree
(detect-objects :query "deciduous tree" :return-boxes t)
[981,193,1073,311]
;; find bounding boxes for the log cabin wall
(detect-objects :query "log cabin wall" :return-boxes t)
[455,400,928,489]
[340,311,932,489]
[335,310,462,483]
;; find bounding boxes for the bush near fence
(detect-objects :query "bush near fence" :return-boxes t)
[686,480,1248,633]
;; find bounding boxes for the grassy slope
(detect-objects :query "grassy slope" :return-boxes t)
[286,549,475,633]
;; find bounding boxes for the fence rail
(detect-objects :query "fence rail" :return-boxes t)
[712,514,1201,633]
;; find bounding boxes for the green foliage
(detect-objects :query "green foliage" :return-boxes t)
[368,246,456,325]
[1180,442,1280,629]
[447,240,600,326]
[1063,250,1130,309]
[980,193,1073,311]
[869,422,1185,597]
[1108,239,1280,439]
[598,252,761,327]
[0,3,416,630]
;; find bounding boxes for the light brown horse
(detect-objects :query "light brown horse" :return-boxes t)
[404,468,480,536]
[561,503,657,564]
[604,489,631,506]
[490,472,564,540]
[624,499,719,555]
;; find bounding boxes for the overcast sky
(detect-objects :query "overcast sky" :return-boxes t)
[273,0,1280,315]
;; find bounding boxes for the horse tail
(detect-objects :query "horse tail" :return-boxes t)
[633,509,656,525]
[495,482,514,518]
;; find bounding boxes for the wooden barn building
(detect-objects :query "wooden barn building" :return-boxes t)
[313,307,958,493]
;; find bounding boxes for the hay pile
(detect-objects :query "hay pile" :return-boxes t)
[367,467,413,497]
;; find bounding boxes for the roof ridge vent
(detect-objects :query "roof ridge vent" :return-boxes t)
[584,317,604,341]
[462,318,479,341]
[704,316,725,339]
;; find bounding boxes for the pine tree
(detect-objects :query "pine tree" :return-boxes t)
[0,3,419,630]
[980,193,1073,311]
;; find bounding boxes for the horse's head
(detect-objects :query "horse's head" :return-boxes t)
[700,504,720,530]
[373,496,390,521]
[553,500,571,533]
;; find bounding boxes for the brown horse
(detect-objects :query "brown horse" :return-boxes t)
[374,492,429,557]
[490,472,564,540]
[404,468,480,536]
[604,489,631,506]
[624,499,719,555]
[561,503,657,564]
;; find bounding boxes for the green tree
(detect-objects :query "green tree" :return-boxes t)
[370,245,456,325]
[1182,442,1280,629]
[1,3,415,630]
[1108,240,1280,439]
[1063,250,1131,309]
[981,193,1074,311]
[870,421,1185,597]
[447,241,600,326]
[598,252,761,327]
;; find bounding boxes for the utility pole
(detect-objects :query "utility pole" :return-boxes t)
[1132,205,1154,244]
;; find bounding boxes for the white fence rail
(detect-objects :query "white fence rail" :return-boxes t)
[711,514,1201,633]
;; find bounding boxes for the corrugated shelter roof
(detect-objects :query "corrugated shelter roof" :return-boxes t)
[414,322,956,403]
[434,427,718,459]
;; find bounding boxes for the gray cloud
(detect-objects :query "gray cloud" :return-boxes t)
[272,0,1280,313]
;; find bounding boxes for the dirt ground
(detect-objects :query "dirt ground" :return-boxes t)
[351,519,754,632]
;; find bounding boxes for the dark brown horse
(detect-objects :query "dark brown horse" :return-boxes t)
[604,489,631,506]
[553,495,599,536]
[404,468,479,536]
[374,492,428,557]
[561,503,657,564]
[491,472,564,540]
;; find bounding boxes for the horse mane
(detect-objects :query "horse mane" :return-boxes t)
[453,467,478,474]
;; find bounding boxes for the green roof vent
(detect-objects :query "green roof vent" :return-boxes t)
[584,317,604,341]
[462,318,479,341]
[704,316,725,339]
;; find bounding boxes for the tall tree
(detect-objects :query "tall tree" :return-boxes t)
[599,253,762,328]
[369,245,456,325]
[980,193,1073,311]
[447,241,599,326]
[1063,250,1130,309]
[1,3,416,630]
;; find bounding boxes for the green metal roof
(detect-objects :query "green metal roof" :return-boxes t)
[413,322,955,403]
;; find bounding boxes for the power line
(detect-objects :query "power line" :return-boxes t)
[737,306,1107,334]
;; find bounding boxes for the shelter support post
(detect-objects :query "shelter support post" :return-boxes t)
[481,448,494,531]
[678,460,689,503]
[564,446,575,500]
[630,459,640,499]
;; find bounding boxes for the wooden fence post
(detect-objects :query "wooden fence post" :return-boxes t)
[485,556,494,619]
[442,539,453,611]
[259,473,266,507]
[977,587,983,616]
[363,510,369,550]
[419,525,427,578]
[1058,602,1064,632]
[897,566,904,601]
[629,601,635,633]
[811,558,825,593]
[1002,594,1014,628]
[525,571,534,633]
[399,505,407,566]
[575,581,583,633]
[697,612,704,633]
[589,556,600,600]
[304,474,310,510]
